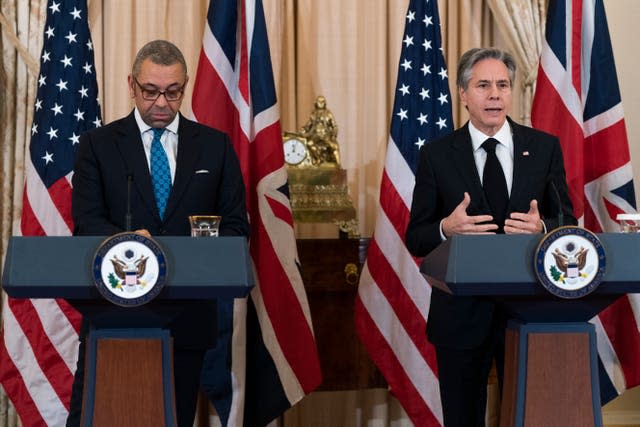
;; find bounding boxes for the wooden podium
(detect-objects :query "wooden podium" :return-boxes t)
[421,233,640,427]
[2,236,254,427]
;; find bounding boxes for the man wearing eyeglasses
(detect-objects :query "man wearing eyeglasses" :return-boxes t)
[69,40,249,426]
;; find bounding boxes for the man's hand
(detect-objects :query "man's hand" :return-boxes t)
[134,229,151,238]
[442,192,499,237]
[504,199,544,234]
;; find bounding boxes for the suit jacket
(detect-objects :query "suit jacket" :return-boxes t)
[405,118,576,349]
[72,111,250,348]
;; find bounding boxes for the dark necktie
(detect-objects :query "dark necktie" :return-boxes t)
[150,128,171,219]
[481,138,509,232]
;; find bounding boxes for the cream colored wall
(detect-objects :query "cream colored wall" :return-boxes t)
[607,0,640,209]
[602,0,640,421]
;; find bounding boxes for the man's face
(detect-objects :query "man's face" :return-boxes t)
[459,58,512,136]
[128,59,188,128]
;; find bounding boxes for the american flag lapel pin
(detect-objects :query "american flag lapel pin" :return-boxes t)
[522,151,530,156]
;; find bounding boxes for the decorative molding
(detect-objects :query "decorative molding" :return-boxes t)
[602,409,640,425]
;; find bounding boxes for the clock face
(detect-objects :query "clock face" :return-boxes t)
[283,138,308,165]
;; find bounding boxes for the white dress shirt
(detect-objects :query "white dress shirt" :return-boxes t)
[468,120,514,195]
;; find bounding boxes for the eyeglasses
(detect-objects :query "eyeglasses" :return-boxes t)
[134,77,185,101]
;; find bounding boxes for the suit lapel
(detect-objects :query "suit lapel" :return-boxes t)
[451,124,489,211]
[114,113,159,220]
[163,116,202,220]
[509,120,534,210]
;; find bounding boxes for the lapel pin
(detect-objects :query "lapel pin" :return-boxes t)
[522,151,530,156]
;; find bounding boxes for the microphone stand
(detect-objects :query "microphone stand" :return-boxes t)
[125,174,133,231]
[549,179,564,228]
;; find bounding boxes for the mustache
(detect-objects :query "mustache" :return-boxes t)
[149,106,174,113]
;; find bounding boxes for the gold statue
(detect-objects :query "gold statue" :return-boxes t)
[300,96,341,167]
[283,96,358,236]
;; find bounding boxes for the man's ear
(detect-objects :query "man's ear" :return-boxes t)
[459,86,467,108]
[127,75,135,99]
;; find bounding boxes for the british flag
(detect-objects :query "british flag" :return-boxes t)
[191,0,322,425]
[0,0,100,425]
[355,0,452,425]
[532,0,640,401]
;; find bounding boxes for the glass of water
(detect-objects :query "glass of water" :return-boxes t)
[616,214,640,233]
[189,215,221,237]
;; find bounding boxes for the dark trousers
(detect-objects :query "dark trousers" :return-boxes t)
[434,311,506,427]
[66,324,205,427]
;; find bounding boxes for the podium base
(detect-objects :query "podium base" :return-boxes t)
[500,321,602,427]
[81,328,176,427]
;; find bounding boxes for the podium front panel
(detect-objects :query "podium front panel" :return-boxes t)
[2,236,253,300]
[421,233,640,296]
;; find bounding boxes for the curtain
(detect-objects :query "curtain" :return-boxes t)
[487,0,546,124]
[0,1,46,425]
[0,0,512,425]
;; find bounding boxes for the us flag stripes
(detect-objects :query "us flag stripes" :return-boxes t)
[0,0,100,425]
[191,0,322,425]
[531,0,640,401]
[355,0,452,425]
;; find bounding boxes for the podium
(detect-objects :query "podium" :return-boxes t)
[421,233,640,427]
[2,236,254,427]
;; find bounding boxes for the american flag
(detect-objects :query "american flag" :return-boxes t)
[0,0,100,425]
[532,0,640,401]
[354,0,452,425]
[191,0,322,425]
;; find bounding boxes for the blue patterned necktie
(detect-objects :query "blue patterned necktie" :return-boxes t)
[150,128,171,219]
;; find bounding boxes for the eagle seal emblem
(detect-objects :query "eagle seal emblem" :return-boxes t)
[534,226,605,299]
[551,242,589,283]
[109,250,148,291]
[93,232,167,307]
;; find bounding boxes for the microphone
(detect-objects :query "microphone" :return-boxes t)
[125,174,133,231]
[548,178,564,228]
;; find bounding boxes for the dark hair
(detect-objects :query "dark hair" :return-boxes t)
[456,47,516,90]
[132,40,187,77]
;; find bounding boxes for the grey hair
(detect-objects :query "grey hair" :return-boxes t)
[456,47,516,90]
[132,40,187,77]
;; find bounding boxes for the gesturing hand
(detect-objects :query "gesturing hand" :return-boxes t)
[504,199,544,234]
[442,192,499,237]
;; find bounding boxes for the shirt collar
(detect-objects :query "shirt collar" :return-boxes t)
[133,108,180,135]
[469,120,512,152]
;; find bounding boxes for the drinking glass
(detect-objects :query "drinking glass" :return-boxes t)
[189,215,221,237]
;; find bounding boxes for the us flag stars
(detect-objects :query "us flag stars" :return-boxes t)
[390,4,452,159]
[30,0,101,188]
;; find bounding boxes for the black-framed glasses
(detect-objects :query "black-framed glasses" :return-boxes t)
[134,77,185,101]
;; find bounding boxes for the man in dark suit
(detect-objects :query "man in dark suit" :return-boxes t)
[405,48,576,427]
[68,40,249,427]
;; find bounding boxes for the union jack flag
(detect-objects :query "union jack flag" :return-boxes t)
[532,0,640,401]
[191,0,322,425]
[355,0,452,425]
[0,0,100,425]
